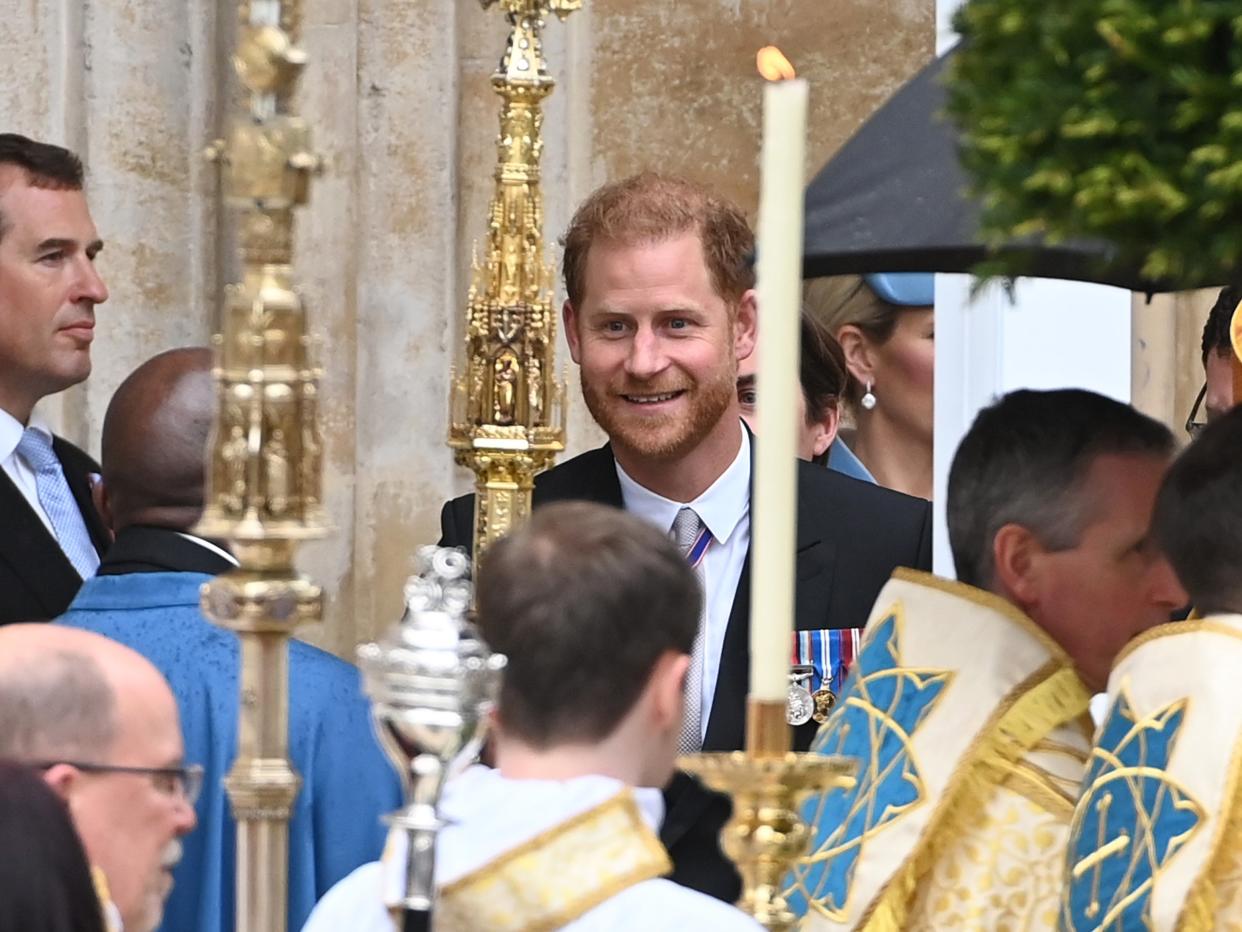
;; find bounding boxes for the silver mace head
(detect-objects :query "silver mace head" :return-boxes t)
[357,545,506,913]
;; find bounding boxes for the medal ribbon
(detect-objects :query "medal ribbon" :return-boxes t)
[790,628,865,694]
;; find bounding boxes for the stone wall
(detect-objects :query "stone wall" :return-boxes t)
[3,0,935,656]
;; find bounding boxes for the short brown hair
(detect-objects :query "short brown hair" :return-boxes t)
[0,134,84,241]
[561,172,755,309]
[801,312,846,424]
[475,501,700,748]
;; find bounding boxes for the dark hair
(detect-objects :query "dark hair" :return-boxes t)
[0,761,107,932]
[1203,286,1238,364]
[947,389,1175,587]
[801,312,846,425]
[475,501,701,747]
[1152,406,1242,613]
[561,172,755,310]
[0,135,84,241]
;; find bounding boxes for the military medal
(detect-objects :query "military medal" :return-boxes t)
[811,686,835,723]
[786,665,815,726]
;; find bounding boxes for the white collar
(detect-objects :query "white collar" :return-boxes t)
[172,531,240,568]
[615,422,750,546]
[0,407,52,462]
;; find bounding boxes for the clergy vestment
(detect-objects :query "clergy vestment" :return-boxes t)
[57,526,402,932]
[301,766,764,932]
[439,426,933,901]
[791,569,1093,930]
[1061,614,1242,931]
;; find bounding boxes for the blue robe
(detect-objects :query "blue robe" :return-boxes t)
[58,572,402,932]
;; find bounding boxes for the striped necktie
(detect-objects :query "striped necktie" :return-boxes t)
[671,506,710,754]
[15,428,100,580]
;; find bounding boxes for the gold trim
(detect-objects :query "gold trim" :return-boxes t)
[988,757,1076,818]
[858,660,1091,930]
[890,568,1073,665]
[1177,700,1242,928]
[1114,615,1242,668]
[438,790,670,931]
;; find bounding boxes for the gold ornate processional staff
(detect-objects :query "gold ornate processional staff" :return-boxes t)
[449,0,581,560]
[197,2,327,931]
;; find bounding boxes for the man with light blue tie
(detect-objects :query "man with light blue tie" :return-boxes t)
[0,134,111,624]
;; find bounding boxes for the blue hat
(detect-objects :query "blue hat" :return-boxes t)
[865,272,934,307]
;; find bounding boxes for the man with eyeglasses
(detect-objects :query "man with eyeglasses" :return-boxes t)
[1186,285,1241,436]
[0,623,197,932]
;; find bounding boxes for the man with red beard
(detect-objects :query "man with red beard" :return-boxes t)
[439,172,932,902]
[0,134,111,624]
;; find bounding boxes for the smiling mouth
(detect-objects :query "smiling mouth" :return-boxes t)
[621,391,685,405]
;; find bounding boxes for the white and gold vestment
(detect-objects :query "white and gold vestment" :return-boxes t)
[1061,614,1242,931]
[789,568,1093,930]
[301,766,762,931]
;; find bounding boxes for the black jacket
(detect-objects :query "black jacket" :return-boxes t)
[439,441,933,902]
[0,436,110,625]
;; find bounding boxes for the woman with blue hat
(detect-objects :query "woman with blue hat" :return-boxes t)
[805,273,934,500]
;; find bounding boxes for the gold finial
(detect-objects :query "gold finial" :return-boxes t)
[449,1,579,558]
[197,2,326,930]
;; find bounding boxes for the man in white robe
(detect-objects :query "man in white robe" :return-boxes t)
[791,389,1188,930]
[1061,405,1242,929]
[303,501,761,932]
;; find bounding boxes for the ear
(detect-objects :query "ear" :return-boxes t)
[91,476,115,536]
[649,650,691,733]
[809,403,841,458]
[836,324,876,387]
[563,300,582,364]
[734,289,757,363]
[991,523,1045,611]
[41,763,80,802]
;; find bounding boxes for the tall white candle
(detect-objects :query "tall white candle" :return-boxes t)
[750,58,808,706]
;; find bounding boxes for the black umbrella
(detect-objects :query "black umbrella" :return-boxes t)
[801,48,1201,293]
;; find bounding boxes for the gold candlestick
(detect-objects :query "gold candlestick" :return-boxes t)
[448,0,581,560]
[679,700,854,932]
[197,2,327,931]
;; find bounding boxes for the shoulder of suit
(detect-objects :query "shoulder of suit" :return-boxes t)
[797,459,929,519]
[51,435,101,474]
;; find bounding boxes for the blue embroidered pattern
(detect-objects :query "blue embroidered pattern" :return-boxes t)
[785,609,952,920]
[1061,692,1204,931]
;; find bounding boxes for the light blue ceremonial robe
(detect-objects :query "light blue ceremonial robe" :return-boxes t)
[58,572,402,932]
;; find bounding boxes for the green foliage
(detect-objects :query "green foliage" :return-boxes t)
[948,0,1242,286]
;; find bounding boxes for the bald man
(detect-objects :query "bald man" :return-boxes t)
[57,347,401,932]
[0,624,197,932]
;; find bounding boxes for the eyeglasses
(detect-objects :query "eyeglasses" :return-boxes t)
[1185,383,1208,438]
[30,761,204,805]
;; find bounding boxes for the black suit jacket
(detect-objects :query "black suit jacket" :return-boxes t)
[439,440,933,901]
[0,436,110,625]
[96,525,235,577]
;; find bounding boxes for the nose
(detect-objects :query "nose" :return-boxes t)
[624,325,668,380]
[1148,557,1189,614]
[72,255,109,306]
[174,795,197,835]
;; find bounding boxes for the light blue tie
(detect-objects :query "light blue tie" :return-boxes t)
[16,428,100,580]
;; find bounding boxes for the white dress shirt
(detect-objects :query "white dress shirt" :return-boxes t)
[0,406,57,536]
[615,424,751,740]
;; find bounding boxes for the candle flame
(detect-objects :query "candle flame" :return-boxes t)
[756,46,796,82]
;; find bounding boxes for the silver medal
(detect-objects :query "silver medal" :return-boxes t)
[786,667,815,726]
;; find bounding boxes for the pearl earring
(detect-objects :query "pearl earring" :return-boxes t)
[861,382,877,411]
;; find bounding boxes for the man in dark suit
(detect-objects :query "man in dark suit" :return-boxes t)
[0,134,111,624]
[440,172,933,901]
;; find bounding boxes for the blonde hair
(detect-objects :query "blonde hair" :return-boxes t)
[803,275,902,404]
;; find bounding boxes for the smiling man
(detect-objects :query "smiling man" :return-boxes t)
[0,623,197,932]
[0,134,111,624]
[440,172,933,902]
